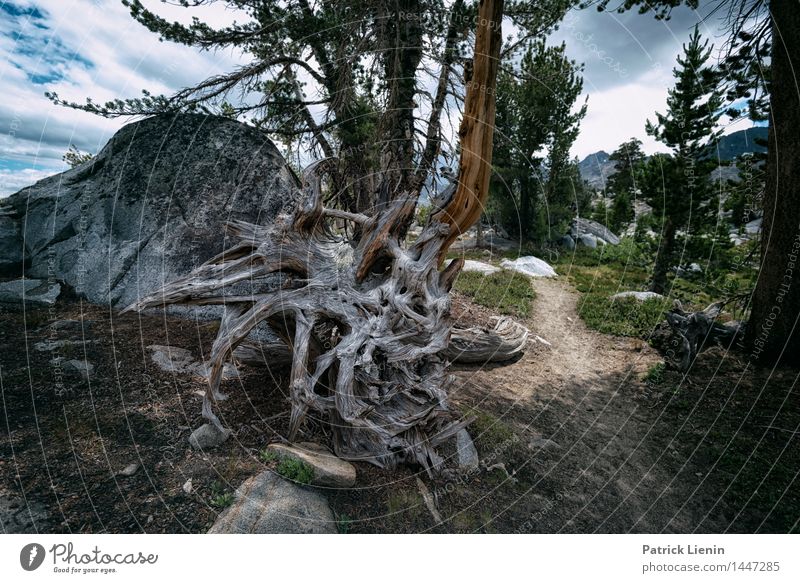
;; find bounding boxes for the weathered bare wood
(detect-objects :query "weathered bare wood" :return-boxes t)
[125,0,506,475]
[663,301,746,372]
[432,0,504,258]
[235,316,530,367]
[446,316,529,364]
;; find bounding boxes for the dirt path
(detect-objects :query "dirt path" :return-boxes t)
[450,277,730,533]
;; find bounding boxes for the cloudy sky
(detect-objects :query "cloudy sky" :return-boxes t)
[0,0,756,197]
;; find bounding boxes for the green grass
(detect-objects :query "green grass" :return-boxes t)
[545,241,672,338]
[453,269,536,318]
[579,294,672,337]
[276,457,315,485]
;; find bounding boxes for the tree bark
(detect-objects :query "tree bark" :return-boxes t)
[651,217,676,295]
[433,0,504,256]
[746,0,800,366]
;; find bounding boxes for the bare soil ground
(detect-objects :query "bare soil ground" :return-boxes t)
[1,277,797,533]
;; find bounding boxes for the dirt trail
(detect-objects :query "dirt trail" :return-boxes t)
[451,277,729,533]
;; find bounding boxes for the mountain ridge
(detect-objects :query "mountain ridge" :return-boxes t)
[578,126,768,189]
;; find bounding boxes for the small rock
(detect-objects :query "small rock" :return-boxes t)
[528,435,560,451]
[63,359,94,380]
[148,345,239,380]
[207,471,336,534]
[147,345,195,374]
[500,256,557,278]
[455,429,479,472]
[35,340,67,352]
[462,260,500,275]
[188,423,231,450]
[267,442,356,488]
[35,339,93,352]
[146,515,154,524]
[611,291,664,302]
[118,463,140,477]
[182,478,193,494]
[194,361,240,382]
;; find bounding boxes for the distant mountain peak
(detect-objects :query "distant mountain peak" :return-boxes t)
[577,127,768,189]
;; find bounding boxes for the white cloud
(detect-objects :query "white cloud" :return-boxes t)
[0,166,60,197]
[0,0,250,196]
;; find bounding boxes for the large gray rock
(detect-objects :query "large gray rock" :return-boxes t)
[207,471,336,534]
[570,217,620,245]
[578,233,598,248]
[0,278,60,305]
[267,442,356,488]
[0,215,23,275]
[3,114,300,307]
[0,490,50,533]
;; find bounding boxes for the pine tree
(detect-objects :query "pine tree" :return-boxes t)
[591,0,800,368]
[489,40,587,243]
[48,0,575,215]
[643,26,723,294]
[606,138,645,233]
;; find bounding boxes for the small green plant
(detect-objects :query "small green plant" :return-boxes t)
[208,482,234,508]
[63,144,93,168]
[643,362,666,385]
[259,449,278,463]
[416,203,432,226]
[276,457,315,485]
[336,513,353,534]
[210,492,234,508]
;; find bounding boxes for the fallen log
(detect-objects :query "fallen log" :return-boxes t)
[662,301,746,372]
[233,316,530,368]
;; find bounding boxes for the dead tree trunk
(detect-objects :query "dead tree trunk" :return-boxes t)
[125,0,505,474]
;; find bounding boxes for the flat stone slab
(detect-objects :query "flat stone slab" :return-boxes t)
[0,279,60,305]
[462,260,500,275]
[148,345,239,380]
[0,490,49,533]
[207,471,336,534]
[610,291,664,302]
[267,442,356,488]
[500,256,557,278]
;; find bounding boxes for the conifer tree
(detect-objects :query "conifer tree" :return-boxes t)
[643,26,723,294]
